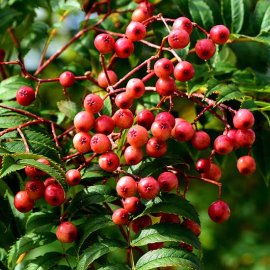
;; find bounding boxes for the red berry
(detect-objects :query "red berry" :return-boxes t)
[155,77,176,96]
[174,121,195,142]
[126,78,145,99]
[65,169,81,186]
[214,135,234,155]
[44,177,59,187]
[25,158,50,177]
[155,112,175,129]
[114,38,134,58]
[195,39,216,60]
[123,197,141,213]
[56,221,78,243]
[98,151,120,172]
[154,58,174,78]
[210,25,230,44]
[172,17,193,34]
[124,145,144,165]
[168,29,190,49]
[208,200,230,223]
[44,184,65,206]
[73,131,92,153]
[131,215,152,233]
[196,158,211,173]
[74,111,95,132]
[138,2,154,16]
[235,129,255,148]
[137,109,155,130]
[160,213,180,224]
[174,61,195,82]
[59,71,75,87]
[131,8,150,22]
[97,70,118,88]
[116,176,137,198]
[14,191,35,213]
[84,93,104,114]
[182,219,201,236]
[112,208,129,225]
[112,109,134,129]
[90,133,111,154]
[171,118,186,137]
[94,33,115,54]
[179,242,193,252]
[237,156,256,175]
[16,86,35,106]
[138,176,160,200]
[115,92,133,109]
[125,21,146,41]
[127,125,149,147]
[146,137,167,158]
[158,172,178,192]
[233,109,255,130]
[201,163,222,181]
[191,130,211,150]
[225,129,240,149]
[151,120,172,141]
[95,115,115,135]
[148,242,164,250]
[25,179,45,200]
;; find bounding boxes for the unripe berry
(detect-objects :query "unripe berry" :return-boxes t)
[125,21,146,41]
[123,197,142,214]
[98,151,120,172]
[137,109,155,130]
[146,137,167,158]
[124,145,144,165]
[157,172,178,192]
[210,25,230,44]
[16,86,35,106]
[116,176,137,198]
[138,176,160,200]
[154,58,174,78]
[233,109,255,130]
[66,169,81,186]
[25,179,45,200]
[168,29,190,49]
[73,131,92,153]
[44,184,65,206]
[174,121,195,142]
[97,70,118,88]
[74,111,95,132]
[25,158,50,177]
[112,208,129,225]
[195,39,216,60]
[151,120,172,141]
[214,135,234,155]
[95,115,115,135]
[84,93,104,114]
[90,133,111,154]
[201,163,222,181]
[182,219,201,236]
[196,158,211,173]
[172,17,193,34]
[208,200,230,223]
[237,156,256,175]
[235,129,255,148]
[14,191,35,213]
[114,38,134,58]
[155,77,176,96]
[115,92,133,109]
[59,71,75,87]
[191,130,211,150]
[127,125,149,147]
[126,78,145,99]
[56,221,78,243]
[155,112,175,129]
[94,33,115,54]
[112,109,134,129]
[131,215,152,233]
[174,61,195,82]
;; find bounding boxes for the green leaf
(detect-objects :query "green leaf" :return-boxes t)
[143,194,200,224]
[0,8,21,32]
[57,100,78,120]
[77,240,126,270]
[26,212,55,233]
[97,265,130,270]
[260,5,270,32]
[0,155,25,178]
[0,116,29,128]
[135,248,201,270]
[253,0,270,33]
[101,96,112,116]
[216,84,243,104]
[131,223,201,249]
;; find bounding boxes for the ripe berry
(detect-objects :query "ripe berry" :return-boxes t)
[131,215,152,233]
[151,120,172,141]
[174,61,195,82]
[191,130,211,150]
[114,38,134,58]
[225,129,239,149]
[116,176,137,198]
[127,125,149,147]
[73,131,92,153]
[208,200,230,223]
[172,17,193,34]
[155,112,175,128]
[94,33,115,54]
[237,156,256,175]
[196,158,211,173]
[171,118,186,137]
[210,25,230,44]
[44,184,65,206]
[126,78,145,99]
[16,86,35,106]
[233,109,255,130]
[98,151,120,172]
[74,111,95,132]
[131,8,150,22]
[138,176,160,200]
[14,191,35,213]
[160,213,180,224]
[115,92,133,109]
[59,71,75,87]
[44,177,59,187]
[125,21,146,41]
[56,221,78,243]
[123,197,141,213]
[168,29,190,49]
[95,115,115,135]
[214,135,234,155]
[146,137,167,158]
[25,179,45,200]
[112,109,134,129]
[235,129,255,148]
[155,77,176,96]
[25,158,50,177]
[154,58,174,78]
[112,208,129,225]
[65,169,81,186]
[90,133,111,154]
[84,93,104,114]
[182,219,201,236]
[195,39,216,60]
[157,172,178,192]
[201,163,222,181]
[138,1,154,16]
[124,145,144,165]
[174,121,195,142]
[148,242,164,250]
[137,109,155,130]
[97,70,118,88]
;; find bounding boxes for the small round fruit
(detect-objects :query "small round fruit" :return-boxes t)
[131,8,149,22]
[98,151,120,172]
[90,133,111,154]
[160,213,180,224]
[196,158,211,173]
[115,92,133,109]
[237,156,256,175]
[84,93,104,114]
[44,184,65,206]
[66,169,81,186]
[95,115,115,135]
[148,242,164,250]
[59,71,75,87]
[172,17,193,34]
[174,121,195,142]
[174,61,195,82]
[168,29,190,49]
[233,109,255,130]
[208,200,230,223]
[225,129,239,149]
[157,172,178,192]
[155,112,175,129]
[137,109,155,130]
[56,221,78,243]
[25,179,45,200]
[210,25,230,44]
[44,177,59,187]
[25,158,50,177]
[112,109,134,129]
[123,197,141,214]
[214,135,234,155]
[191,130,211,150]
[112,208,129,225]
[97,70,118,88]
[116,176,137,198]
[74,111,95,132]
[195,39,216,60]
[127,125,149,147]
[73,131,92,153]
[124,145,144,165]
[155,77,176,96]
[16,86,35,106]
[201,163,222,181]
[114,38,134,58]
[125,21,146,41]
[131,215,152,233]
[182,219,201,236]
[94,33,115,54]
[126,78,145,99]
[146,137,167,158]
[235,129,255,148]
[154,58,174,78]
[14,191,35,213]
[151,120,172,141]
[138,176,160,200]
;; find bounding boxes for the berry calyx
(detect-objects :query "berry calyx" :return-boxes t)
[208,200,230,223]
[59,71,75,87]
[16,86,35,106]
[56,221,78,243]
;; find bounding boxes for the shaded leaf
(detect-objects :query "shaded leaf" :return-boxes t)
[57,100,78,120]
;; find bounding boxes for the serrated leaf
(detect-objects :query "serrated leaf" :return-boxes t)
[57,100,78,120]
[26,212,55,233]
[216,84,243,104]
[0,155,25,178]
[131,223,201,249]
[260,5,270,32]
[77,240,126,270]
[97,265,130,270]
[0,116,29,128]
[135,248,201,270]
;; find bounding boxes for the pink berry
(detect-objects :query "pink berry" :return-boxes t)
[214,135,234,155]
[233,109,255,130]
[172,17,193,34]
[154,58,174,78]
[97,70,118,88]
[127,125,149,147]
[191,131,211,150]
[84,93,104,114]
[125,21,146,41]
[151,120,172,141]
[98,151,120,172]
[44,184,65,206]
[66,169,81,186]
[237,156,256,175]
[196,158,211,173]
[114,38,134,58]
[235,129,255,148]
[95,115,115,135]
[146,137,167,158]
[112,208,129,225]
[174,61,195,82]
[90,133,111,154]
[16,86,35,106]
[168,29,190,49]
[210,25,230,44]
[14,191,35,213]
[155,112,175,129]
[25,179,45,200]
[201,163,222,181]
[73,132,92,153]
[116,176,137,198]
[94,33,115,54]
[112,109,134,129]
[137,109,155,130]
[59,71,75,87]
[123,197,141,214]
[115,92,133,109]
[208,200,230,223]
[126,78,145,99]
[74,111,95,132]
[157,172,178,192]
[124,145,144,165]
[138,176,160,200]
[56,221,78,243]
[174,121,195,142]
[155,77,176,96]
[195,39,216,60]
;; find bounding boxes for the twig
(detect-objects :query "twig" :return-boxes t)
[17,128,30,152]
